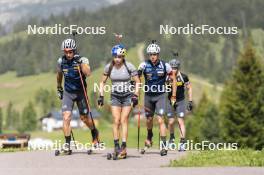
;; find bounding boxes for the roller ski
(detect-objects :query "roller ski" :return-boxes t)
[140,139,153,154]
[107,146,127,160]
[55,144,72,156]
[107,145,120,160]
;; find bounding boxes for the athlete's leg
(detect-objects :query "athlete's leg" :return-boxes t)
[176,100,186,139]
[144,94,155,145]
[120,106,132,145]
[63,111,72,139]
[176,100,187,151]
[119,104,131,157]
[61,91,75,148]
[77,93,99,143]
[167,99,176,142]
[110,94,124,151]
[177,117,185,138]
[156,93,167,152]
[112,106,122,149]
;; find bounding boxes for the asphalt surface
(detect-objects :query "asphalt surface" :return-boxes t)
[0,148,264,175]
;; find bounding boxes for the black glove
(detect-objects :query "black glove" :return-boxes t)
[76,58,82,64]
[131,94,138,107]
[187,101,193,111]
[74,55,82,64]
[97,96,104,106]
[57,87,63,100]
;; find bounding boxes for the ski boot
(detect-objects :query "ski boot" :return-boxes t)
[168,138,176,150]
[160,148,168,156]
[89,129,102,154]
[118,146,127,159]
[107,145,120,160]
[178,138,186,152]
[55,143,72,156]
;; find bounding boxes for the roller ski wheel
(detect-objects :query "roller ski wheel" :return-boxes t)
[87,149,93,155]
[106,153,112,160]
[112,152,118,160]
[140,139,152,154]
[54,149,72,156]
[106,152,119,160]
[160,149,167,156]
[140,148,146,154]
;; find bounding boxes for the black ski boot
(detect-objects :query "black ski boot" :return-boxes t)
[55,143,72,156]
[160,148,168,156]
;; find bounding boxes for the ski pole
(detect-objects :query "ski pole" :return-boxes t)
[71,31,96,131]
[158,132,160,150]
[177,120,184,138]
[137,98,141,151]
[71,130,77,150]
[77,67,96,131]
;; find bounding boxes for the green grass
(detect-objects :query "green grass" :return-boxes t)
[190,74,222,104]
[170,149,264,167]
[0,71,56,113]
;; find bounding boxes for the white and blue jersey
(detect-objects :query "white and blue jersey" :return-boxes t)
[138,59,172,95]
[57,55,89,93]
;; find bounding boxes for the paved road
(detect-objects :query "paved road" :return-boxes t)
[0,149,264,175]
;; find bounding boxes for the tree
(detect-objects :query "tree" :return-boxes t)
[19,101,37,133]
[201,102,220,143]
[187,93,219,143]
[35,88,60,115]
[219,43,264,150]
[6,102,15,130]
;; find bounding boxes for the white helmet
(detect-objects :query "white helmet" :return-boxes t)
[61,38,77,50]
[146,40,160,54]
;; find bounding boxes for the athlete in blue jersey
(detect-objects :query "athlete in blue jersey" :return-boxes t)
[138,41,177,156]
[56,38,100,153]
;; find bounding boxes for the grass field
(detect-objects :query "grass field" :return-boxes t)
[170,149,264,167]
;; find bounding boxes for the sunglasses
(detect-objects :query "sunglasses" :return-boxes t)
[115,55,124,58]
[64,50,74,54]
[149,53,158,56]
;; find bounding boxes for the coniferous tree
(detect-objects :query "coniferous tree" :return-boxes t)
[19,101,37,133]
[219,43,264,150]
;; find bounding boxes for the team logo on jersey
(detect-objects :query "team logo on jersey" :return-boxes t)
[177,81,183,86]
[157,70,164,76]
[146,73,152,80]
